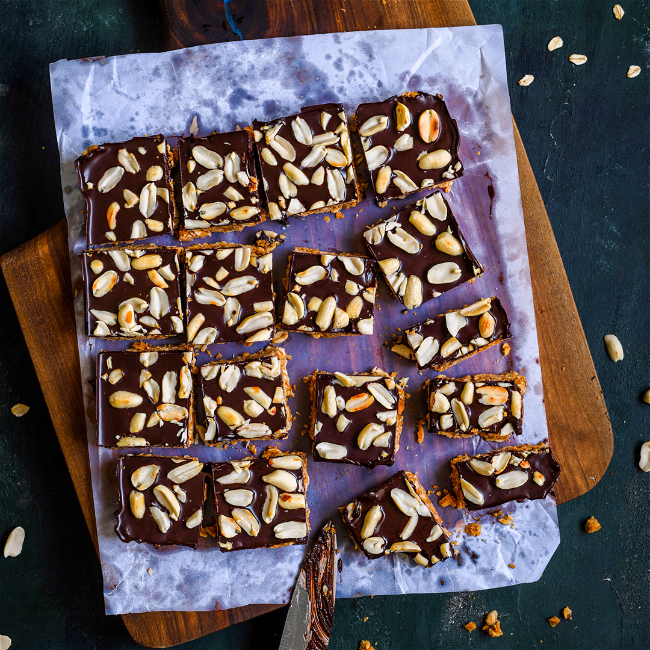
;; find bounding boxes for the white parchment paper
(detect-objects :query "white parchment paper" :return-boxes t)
[50,26,560,615]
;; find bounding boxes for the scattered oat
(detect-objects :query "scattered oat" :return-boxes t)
[359,642,376,650]
[362,616,368,622]
[548,616,561,627]
[147,567,152,575]
[0,635,11,650]
[639,441,650,472]
[465,523,481,537]
[10,403,29,417]
[498,514,514,526]
[547,36,563,51]
[562,606,572,620]
[3,526,25,557]
[518,75,534,87]
[613,4,624,19]
[482,611,503,637]
[464,622,477,632]
[585,516,601,533]
[627,65,641,78]
[501,342,511,356]
[569,54,588,66]
[335,210,345,219]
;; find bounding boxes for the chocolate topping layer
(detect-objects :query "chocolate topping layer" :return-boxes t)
[364,191,483,309]
[212,454,309,551]
[355,92,462,203]
[341,471,451,566]
[177,130,262,233]
[82,246,183,338]
[115,454,205,548]
[451,443,561,511]
[76,135,173,246]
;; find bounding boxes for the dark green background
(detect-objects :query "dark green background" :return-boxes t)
[1,1,648,648]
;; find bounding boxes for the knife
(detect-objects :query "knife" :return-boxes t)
[278,521,337,650]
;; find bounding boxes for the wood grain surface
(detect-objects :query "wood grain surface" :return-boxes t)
[0,0,613,647]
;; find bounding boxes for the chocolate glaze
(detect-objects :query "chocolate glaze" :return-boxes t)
[302,522,337,650]
[365,191,483,307]
[402,297,511,371]
[76,135,173,246]
[341,471,451,565]
[200,352,289,443]
[281,250,377,335]
[82,247,183,337]
[115,454,205,548]
[312,373,401,468]
[355,92,462,203]
[253,103,358,220]
[426,373,525,439]
[177,131,262,231]
[97,351,193,448]
[185,246,275,344]
[453,444,561,511]
[211,455,308,551]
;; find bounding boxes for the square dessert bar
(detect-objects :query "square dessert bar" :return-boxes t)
[281,248,378,336]
[115,454,206,548]
[355,91,462,205]
[306,370,404,468]
[450,442,561,511]
[82,246,184,338]
[97,349,194,448]
[177,130,263,237]
[391,297,510,371]
[364,191,483,310]
[212,452,309,551]
[76,135,174,246]
[425,372,526,442]
[253,103,359,222]
[199,347,293,445]
[340,470,452,568]
[185,243,275,345]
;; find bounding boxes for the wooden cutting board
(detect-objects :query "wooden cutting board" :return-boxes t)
[0,0,613,647]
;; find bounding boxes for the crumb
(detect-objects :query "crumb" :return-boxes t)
[359,642,376,650]
[147,568,152,575]
[436,491,442,497]
[508,563,516,569]
[585,516,601,533]
[465,523,481,537]
[324,216,330,222]
[247,443,257,455]
[363,616,368,622]
[439,493,457,508]
[498,515,514,526]
[464,622,476,632]
[548,616,560,628]
[562,606,572,620]
[501,342,511,356]
[203,524,219,538]
[335,210,345,219]
[415,419,425,443]
[482,611,503,637]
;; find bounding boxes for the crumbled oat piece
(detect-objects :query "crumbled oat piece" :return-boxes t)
[508,563,516,569]
[465,523,482,537]
[613,4,624,19]
[362,616,368,622]
[562,606,572,620]
[547,36,563,51]
[10,403,29,417]
[482,611,503,637]
[464,621,477,632]
[439,492,457,508]
[627,65,641,78]
[147,567,152,575]
[416,419,424,444]
[501,342,511,356]
[585,516,601,533]
[518,75,534,86]
[498,515,514,526]
[548,616,561,627]
[359,642,376,650]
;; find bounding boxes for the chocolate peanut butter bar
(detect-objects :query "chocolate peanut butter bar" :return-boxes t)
[76,135,174,246]
[115,454,205,548]
[281,248,378,337]
[212,451,309,551]
[355,92,462,205]
[340,471,452,567]
[185,243,275,345]
[97,349,194,448]
[364,192,483,309]
[198,347,293,445]
[425,372,526,441]
[450,442,561,511]
[82,246,184,338]
[305,370,404,468]
[253,104,359,222]
[177,130,263,238]
[391,297,510,371]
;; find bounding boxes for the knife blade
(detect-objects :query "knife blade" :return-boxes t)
[278,521,337,650]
